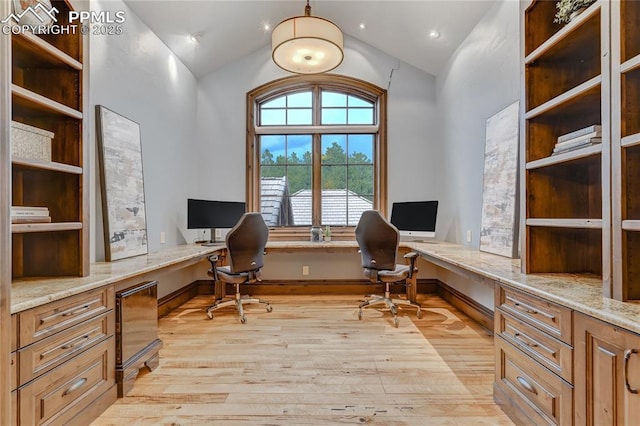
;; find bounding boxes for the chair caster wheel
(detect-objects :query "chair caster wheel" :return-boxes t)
[240,315,247,324]
[266,305,273,313]
[207,311,214,320]
[358,309,363,320]
[416,309,423,319]
[393,317,399,328]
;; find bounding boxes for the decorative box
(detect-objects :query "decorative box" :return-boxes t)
[11,121,54,161]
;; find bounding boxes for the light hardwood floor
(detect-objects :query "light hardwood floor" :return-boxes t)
[92,294,514,425]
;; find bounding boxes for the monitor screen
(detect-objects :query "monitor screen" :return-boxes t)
[390,201,438,239]
[187,199,246,230]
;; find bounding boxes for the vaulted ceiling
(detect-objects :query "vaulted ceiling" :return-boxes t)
[123,0,496,79]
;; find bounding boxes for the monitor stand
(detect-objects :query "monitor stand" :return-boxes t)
[200,228,219,246]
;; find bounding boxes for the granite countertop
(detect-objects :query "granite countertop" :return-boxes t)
[406,241,640,335]
[11,240,640,336]
[11,243,224,313]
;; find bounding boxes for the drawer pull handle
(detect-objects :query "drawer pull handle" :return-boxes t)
[513,302,538,315]
[62,305,91,317]
[516,376,537,395]
[513,332,538,348]
[63,377,87,396]
[624,349,638,394]
[61,335,90,350]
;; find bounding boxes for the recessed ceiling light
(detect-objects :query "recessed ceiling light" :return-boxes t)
[189,32,202,43]
[264,23,270,31]
[429,30,440,39]
[359,23,366,30]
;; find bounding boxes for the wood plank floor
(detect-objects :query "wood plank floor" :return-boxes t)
[92,294,514,425]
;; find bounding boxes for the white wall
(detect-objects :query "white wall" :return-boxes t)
[435,0,520,307]
[436,0,520,248]
[89,0,204,295]
[196,35,440,280]
[89,0,200,262]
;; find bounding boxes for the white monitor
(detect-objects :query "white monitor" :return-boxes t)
[390,201,438,241]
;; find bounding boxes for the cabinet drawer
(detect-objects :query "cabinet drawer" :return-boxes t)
[19,311,114,386]
[496,308,573,383]
[495,337,573,425]
[19,336,115,426]
[11,351,17,391]
[497,285,572,344]
[19,286,115,347]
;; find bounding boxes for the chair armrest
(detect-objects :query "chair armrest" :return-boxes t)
[207,254,219,281]
[403,252,418,278]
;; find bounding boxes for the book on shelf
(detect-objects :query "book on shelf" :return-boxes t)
[11,216,52,224]
[557,125,602,143]
[552,139,602,155]
[11,206,50,216]
[554,136,602,153]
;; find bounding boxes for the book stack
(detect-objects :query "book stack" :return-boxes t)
[552,125,602,155]
[11,206,51,224]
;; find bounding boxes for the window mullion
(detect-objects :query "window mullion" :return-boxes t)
[312,133,322,227]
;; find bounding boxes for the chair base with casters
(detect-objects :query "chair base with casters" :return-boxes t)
[355,210,423,328]
[205,282,272,323]
[205,212,273,324]
[358,252,422,328]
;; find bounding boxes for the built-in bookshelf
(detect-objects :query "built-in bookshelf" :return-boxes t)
[9,0,89,278]
[612,0,640,301]
[521,1,610,285]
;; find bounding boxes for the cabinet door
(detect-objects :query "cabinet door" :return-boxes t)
[575,313,640,425]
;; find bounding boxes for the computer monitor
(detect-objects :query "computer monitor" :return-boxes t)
[187,199,246,244]
[390,200,438,241]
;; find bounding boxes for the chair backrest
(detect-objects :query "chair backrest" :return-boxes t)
[355,210,399,272]
[225,213,269,273]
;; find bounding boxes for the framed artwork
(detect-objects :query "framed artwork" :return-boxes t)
[96,105,148,261]
[480,101,520,258]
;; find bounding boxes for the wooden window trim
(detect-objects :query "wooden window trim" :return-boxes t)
[246,74,387,240]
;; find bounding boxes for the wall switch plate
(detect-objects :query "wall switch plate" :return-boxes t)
[302,265,309,276]
[466,230,472,243]
[160,231,166,244]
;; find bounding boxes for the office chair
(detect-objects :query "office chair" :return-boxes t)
[205,212,272,323]
[355,210,422,327]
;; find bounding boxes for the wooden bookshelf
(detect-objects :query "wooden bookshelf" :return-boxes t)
[613,0,640,300]
[521,1,610,285]
[9,0,89,278]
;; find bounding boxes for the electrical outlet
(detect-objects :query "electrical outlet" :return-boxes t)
[466,230,472,243]
[302,265,309,276]
[160,231,166,244]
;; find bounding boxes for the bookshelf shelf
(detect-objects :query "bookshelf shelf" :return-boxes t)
[11,222,83,234]
[526,218,603,229]
[526,144,602,170]
[521,0,609,283]
[12,157,83,175]
[8,0,89,279]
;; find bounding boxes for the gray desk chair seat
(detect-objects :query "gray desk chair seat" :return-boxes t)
[206,212,272,323]
[355,210,422,327]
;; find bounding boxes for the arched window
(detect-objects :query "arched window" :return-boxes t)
[247,75,387,237]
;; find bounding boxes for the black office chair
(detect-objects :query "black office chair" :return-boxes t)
[205,212,272,323]
[355,210,422,327]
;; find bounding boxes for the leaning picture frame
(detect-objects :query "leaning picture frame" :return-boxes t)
[479,101,520,258]
[96,105,148,261]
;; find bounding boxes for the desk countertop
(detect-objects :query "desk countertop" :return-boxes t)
[10,240,640,336]
[405,241,640,335]
[11,244,224,313]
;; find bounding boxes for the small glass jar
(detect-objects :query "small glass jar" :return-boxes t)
[310,226,323,242]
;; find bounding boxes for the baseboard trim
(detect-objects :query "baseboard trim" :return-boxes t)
[157,281,201,318]
[436,280,494,333]
[198,279,437,296]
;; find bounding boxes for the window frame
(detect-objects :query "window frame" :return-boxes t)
[246,75,387,238]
